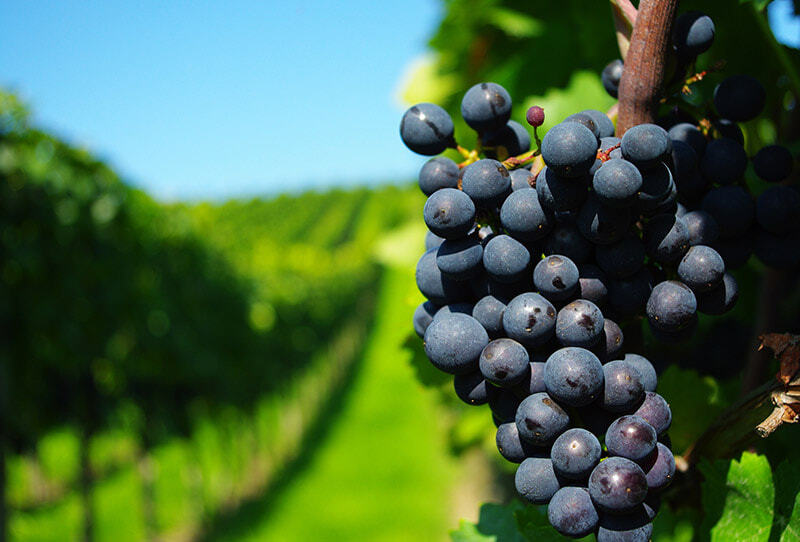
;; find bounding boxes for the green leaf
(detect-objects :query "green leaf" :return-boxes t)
[655,366,727,453]
[487,8,544,39]
[451,502,529,542]
[774,460,800,541]
[700,452,774,542]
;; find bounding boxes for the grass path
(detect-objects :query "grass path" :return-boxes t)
[211,264,461,542]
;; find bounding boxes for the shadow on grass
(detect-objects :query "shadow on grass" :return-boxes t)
[198,332,370,542]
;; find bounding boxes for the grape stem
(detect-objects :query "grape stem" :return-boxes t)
[679,332,800,470]
[616,0,679,135]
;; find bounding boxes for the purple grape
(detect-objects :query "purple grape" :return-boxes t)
[602,360,645,413]
[588,457,649,513]
[548,487,600,537]
[480,338,530,387]
[515,392,570,445]
[544,347,604,407]
[605,415,658,463]
[551,428,602,480]
[515,457,561,504]
[555,300,605,348]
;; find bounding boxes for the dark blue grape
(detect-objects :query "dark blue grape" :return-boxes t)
[602,360,645,413]
[515,457,561,504]
[423,313,488,374]
[454,370,495,406]
[697,272,739,314]
[536,166,589,213]
[623,354,657,393]
[423,188,476,239]
[636,163,674,213]
[596,506,653,542]
[483,234,531,283]
[496,422,543,463]
[683,210,719,246]
[595,319,624,362]
[592,159,642,208]
[644,214,689,264]
[480,338,530,387]
[602,60,623,99]
[642,442,675,491]
[461,159,511,208]
[432,303,473,321]
[545,222,594,264]
[413,301,439,339]
[588,457,648,513]
[399,102,455,155]
[483,120,531,157]
[757,185,800,235]
[555,300,605,348]
[418,156,460,195]
[544,347,604,407]
[700,137,747,185]
[715,118,744,145]
[415,248,467,304]
[621,124,670,170]
[596,236,645,279]
[606,268,652,320]
[753,229,800,268]
[578,264,609,308]
[436,237,483,280]
[510,168,535,191]
[489,388,522,424]
[672,11,715,58]
[551,428,602,480]
[677,245,725,292]
[461,82,512,133]
[425,230,445,251]
[702,186,755,239]
[548,487,599,538]
[671,140,706,200]
[534,255,580,302]
[541,122,598,178]
[472,295,507,338]
[714,74,766,122]
[668,122,707,156]
[605,415,657,463]
[634,392,672,435]
[513,361,547,397]
[582,109,615,139]
[753,145,794,182]
[516,392,570,445]
[500,188,552,242]
[565,112,602,141]
[647,280,697,332]
[503,292,557,348]
[577,195,631,245]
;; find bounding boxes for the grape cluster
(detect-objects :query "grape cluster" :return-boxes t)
[401,9,795,537]
[601,11,798,275]
[402,84,678,538]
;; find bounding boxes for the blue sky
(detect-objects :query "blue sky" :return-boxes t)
[2,1,440,200]
[2,1,799,201]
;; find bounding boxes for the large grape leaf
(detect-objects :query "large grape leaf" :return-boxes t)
[773,460,800,542]
[699,452,775,542]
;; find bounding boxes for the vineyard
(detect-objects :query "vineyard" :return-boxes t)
[0,91,477,540]
[3,0,800,541]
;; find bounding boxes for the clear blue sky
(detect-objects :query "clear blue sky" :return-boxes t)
[2,2,798,201]
[2,1,440,200]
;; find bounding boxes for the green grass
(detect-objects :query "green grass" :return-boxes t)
[208,264,459,542]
